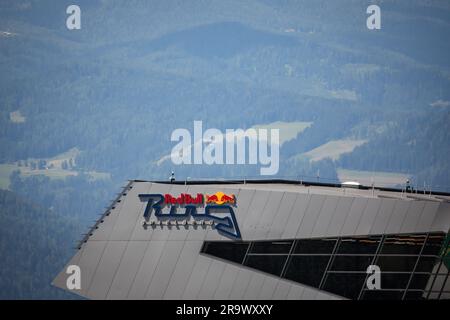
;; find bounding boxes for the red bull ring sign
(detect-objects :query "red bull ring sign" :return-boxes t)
[139,192,241,239]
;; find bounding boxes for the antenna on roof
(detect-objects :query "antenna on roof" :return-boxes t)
[371,176,374,196]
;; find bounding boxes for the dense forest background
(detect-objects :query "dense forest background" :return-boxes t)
[0,0,449,298]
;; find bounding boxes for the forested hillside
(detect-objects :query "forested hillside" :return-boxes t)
[0,0,449,298]
[0,189,80,299]
[1,0,449,188]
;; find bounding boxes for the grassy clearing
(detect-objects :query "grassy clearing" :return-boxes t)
[0,164,110,190]
[156,120,313,165]
[86,171,111,180]
[0,164,17,189]
[0,148,109,190]
[38,147,80,169]
[252,121,313,146]
[302,139,368,162]
[9,111,26,123]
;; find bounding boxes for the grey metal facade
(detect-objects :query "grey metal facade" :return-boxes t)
[53,180,450,300]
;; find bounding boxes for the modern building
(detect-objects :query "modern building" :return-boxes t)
[53,179,450,300]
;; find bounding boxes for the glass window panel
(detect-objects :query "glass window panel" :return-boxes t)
[250,240,293,254]
[337,236,381,255]
[322,273,366,300]
[201,241,249,264]
[244,255,288,277]
[440,291,450,300]
[380,273,411,289]
[330,255,374,272]
[422,233,445,255]
[284,255,331,288]
[409,274,433,290]
[432,261,449,274]
[376,256,418,272]
[404,290,426,300]
[427,291,441,299]
[294,238,337,254]
[428,274,448,292]
[415,256,440,273]
[361,290,404,300]
[380,234,425,255]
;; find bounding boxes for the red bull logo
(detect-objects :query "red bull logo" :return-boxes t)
[164,193,203,205]
[162,192,236,206]
[139,191,240,239]
[205,192,236,205]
